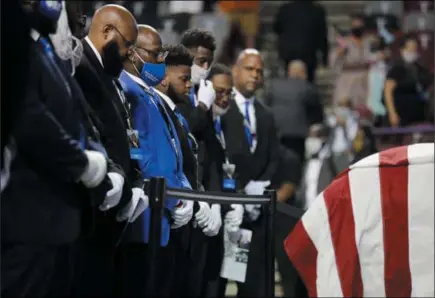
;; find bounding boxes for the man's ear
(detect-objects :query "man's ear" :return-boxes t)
[102,25,112,40]
[160,76,169,88]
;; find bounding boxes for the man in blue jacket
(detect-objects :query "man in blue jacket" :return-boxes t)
[117,24,193,297]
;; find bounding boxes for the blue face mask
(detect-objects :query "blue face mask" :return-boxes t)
[139,62,166,86]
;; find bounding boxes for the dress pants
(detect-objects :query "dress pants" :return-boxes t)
[1,243,76,297]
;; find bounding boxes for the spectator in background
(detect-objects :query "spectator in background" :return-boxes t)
[265,60,324,163]
[330,14,372,106]
[367,36,388,125]
[383,35,433,127]
[273,0,329,83]
[217,0,260,48]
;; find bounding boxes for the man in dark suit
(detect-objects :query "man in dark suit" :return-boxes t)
[1,1,109,296]
[220,48,280,297]
[73,4,148,297]
[178,29,218,141]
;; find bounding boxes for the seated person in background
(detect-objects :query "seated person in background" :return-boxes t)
[383,35,433,127]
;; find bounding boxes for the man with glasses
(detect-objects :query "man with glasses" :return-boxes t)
[118,25,193,297]
[73,5,149,297]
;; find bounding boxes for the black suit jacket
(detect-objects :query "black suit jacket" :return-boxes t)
[74,40,142,243]
[1,39,89,245]
[221,99,280,189]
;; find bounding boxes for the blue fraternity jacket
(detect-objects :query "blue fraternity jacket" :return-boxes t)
[119,71,191,246]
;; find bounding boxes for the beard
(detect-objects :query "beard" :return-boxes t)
[212,103,230,116]
[167,84,190,105]
[101,40,124,77]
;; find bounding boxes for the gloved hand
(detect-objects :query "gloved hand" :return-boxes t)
[203,204,222,237]
[197,79,216,110]
[245,204,261,222]
[244,180,271,195]
[225,204,244,229]
[99,172,124,211]
[171,200,194,229]
[80,150,107,188]
[116,188,149,223]
[195,201,213,228]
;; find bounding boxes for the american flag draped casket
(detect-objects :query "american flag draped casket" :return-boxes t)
[285,143,434,297]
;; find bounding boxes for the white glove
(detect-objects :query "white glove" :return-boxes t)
[244,180,271,195]
[80,150,107,188]
[226,227,242,244]
[195,201,213,228]
[203,204,222,237]
[116,188,149,223]
[197,79,216,110]
[99,172,124,211]
[225,204,244,229]
[171,200,194,229]
[245,204,261,222]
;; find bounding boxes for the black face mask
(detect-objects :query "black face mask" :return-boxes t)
[101,40,124,77]
[351,27,364,38]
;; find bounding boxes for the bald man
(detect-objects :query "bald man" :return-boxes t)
[265,59,324,163]
[73,5,148,297]
[219,49,280,297]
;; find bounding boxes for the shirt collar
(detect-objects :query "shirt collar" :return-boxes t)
[85,36,103,67]
[30,29,41,42]
[125,71,150,91]
[152,87,176,111]
[233,87,255,106]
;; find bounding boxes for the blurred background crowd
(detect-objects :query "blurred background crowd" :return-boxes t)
[76,0,433,295]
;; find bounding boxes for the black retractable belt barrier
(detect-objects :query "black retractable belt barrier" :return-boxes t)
[145,180,287,298]
[144,177,166,297]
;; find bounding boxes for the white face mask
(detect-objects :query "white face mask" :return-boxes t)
[212,103,230,116]
[49,1,83,75]
[402,51,418,63]
[305,137,323,158]
[191,63,210,85]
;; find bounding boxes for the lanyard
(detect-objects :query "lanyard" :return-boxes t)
[214,117,231,164]
[149,90,181,168]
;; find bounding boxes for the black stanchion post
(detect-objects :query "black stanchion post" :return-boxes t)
[264,189,277,298]
[145,177,166,297]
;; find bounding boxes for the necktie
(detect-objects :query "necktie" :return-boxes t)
[244,101,253,148]
[188,86,196,107]
[214,116,226,149]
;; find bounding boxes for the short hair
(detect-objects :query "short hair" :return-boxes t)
[207,63,232,80]
[180,28,216,52]
[162,44,193,67]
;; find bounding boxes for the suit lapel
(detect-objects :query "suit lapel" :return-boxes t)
[253,100,266,153]
[223,100,252,156]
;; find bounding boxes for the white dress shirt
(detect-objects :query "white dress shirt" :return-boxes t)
[233,87,257,152]
[153,88,176,111]
[85,36,125,103]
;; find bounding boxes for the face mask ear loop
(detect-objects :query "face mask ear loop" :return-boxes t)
[131,50,145,77]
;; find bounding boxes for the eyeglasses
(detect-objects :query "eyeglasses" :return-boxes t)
[135,46,168,61]
[215,88,233,98]
[109,25,135,50]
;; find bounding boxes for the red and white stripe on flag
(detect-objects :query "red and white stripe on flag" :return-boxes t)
[285,143,434,297]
